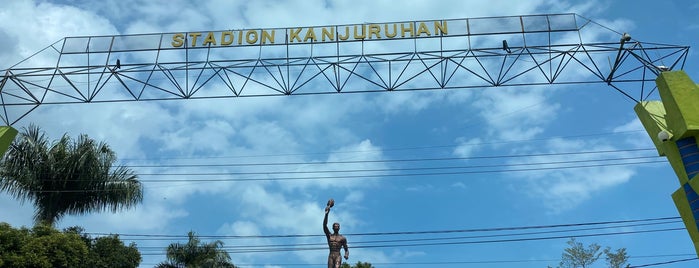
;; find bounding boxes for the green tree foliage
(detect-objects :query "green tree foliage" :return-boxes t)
[0,223,87,268]
[0,125,143,226]
[65,226,142,268]
[0,223,142,268]
[88,235,142,268]
[0,222,28,266]
[559,238,602,268]
[551,238,629,268]
[604,248,629,268]
[340,261,375,268]
[156,231,238,268]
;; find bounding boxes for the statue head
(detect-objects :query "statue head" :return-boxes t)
[333,222,340,233]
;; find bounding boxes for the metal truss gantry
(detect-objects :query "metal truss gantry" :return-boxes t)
[0,13,689,125]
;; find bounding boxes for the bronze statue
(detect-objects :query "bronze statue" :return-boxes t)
[323,198,348,268]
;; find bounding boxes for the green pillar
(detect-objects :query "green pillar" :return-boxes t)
[635,70,699,257]
[0,126,17,157]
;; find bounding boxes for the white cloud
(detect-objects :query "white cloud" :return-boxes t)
[453,137,483,158]
[223,184,351,264]
[272,139,387,191]
[472,87,560,141]
[509,137,639,213]
[0,1,661,267]
[59,199,189,233]
[0,1,118,69]
[406,184,434,192]
[613,117,655,149]
[345,191,365,204]
[215,220,270,264]
[451,182,468,190]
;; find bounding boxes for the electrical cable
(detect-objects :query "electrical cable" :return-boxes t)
[130,156,660,176]
[139,254,698,267]
[23,155,665,192]
[24,158,665,192]
[124,148,656,168]
[134,159,664,182]
[87,216,684,256]
[130,219,681,251]
[91,216,678,240]
[118,131,648,163]
[133,227,684,255]
[628,257,699,267]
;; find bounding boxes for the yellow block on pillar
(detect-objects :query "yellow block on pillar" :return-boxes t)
[635,71,699,258]
[673,184,699,257]
[656,71,699,139]
[0,126,17,157]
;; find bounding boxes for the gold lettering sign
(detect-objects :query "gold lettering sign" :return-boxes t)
[170,21,448,48]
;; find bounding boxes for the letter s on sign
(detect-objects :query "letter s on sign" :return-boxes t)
[171,33,185,47]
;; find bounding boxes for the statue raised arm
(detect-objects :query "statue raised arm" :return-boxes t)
[323,198,348,268]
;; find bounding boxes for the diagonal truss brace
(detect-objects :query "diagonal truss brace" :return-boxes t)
[0,13,690,125]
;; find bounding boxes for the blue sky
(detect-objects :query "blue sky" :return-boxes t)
[1,0,699,267]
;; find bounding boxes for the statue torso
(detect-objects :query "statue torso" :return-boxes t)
[328,234,345,252]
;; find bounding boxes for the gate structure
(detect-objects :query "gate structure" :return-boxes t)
[0,12,695,256]
[0,13,689,125]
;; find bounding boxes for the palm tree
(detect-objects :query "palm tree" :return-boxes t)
[0,124,143,226]
[341,262,375,268]
[156,231,237,268]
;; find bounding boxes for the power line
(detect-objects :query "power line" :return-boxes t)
[125,148,656,168]
[130,220,681,250]
[139,254,698,267]
[25,155,665,192]
[25,158,665,192]
[628,257,699,267]
[219,228,687,254]
[89,216,679,239]
[106,217,685,259]
[141,254,698,267]
[159,254,697,267]
[130,156,660,176]
[134,160,664,182]
[119,130,648,162]
[135,227,684,255]
[216,259,562,267]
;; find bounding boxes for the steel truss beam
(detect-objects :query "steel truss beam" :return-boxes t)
[0,13,689,125]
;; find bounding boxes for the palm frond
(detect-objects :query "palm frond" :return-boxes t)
[161,231,237,267]
[0,124,143,226]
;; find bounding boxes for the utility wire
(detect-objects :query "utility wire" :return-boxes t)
[628,257,699,267]
[216,228,687,254]
[125,148,656,168]
[134,227,684,255]
[139,254,698,267]
[26,156,665,190]
[89,216,679,239]
[26,158,665,192]
[130,156,660,176]
[36,155,663,179]
[119,130,648,162]
[130,220,681,250]
[134,160,664,182]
